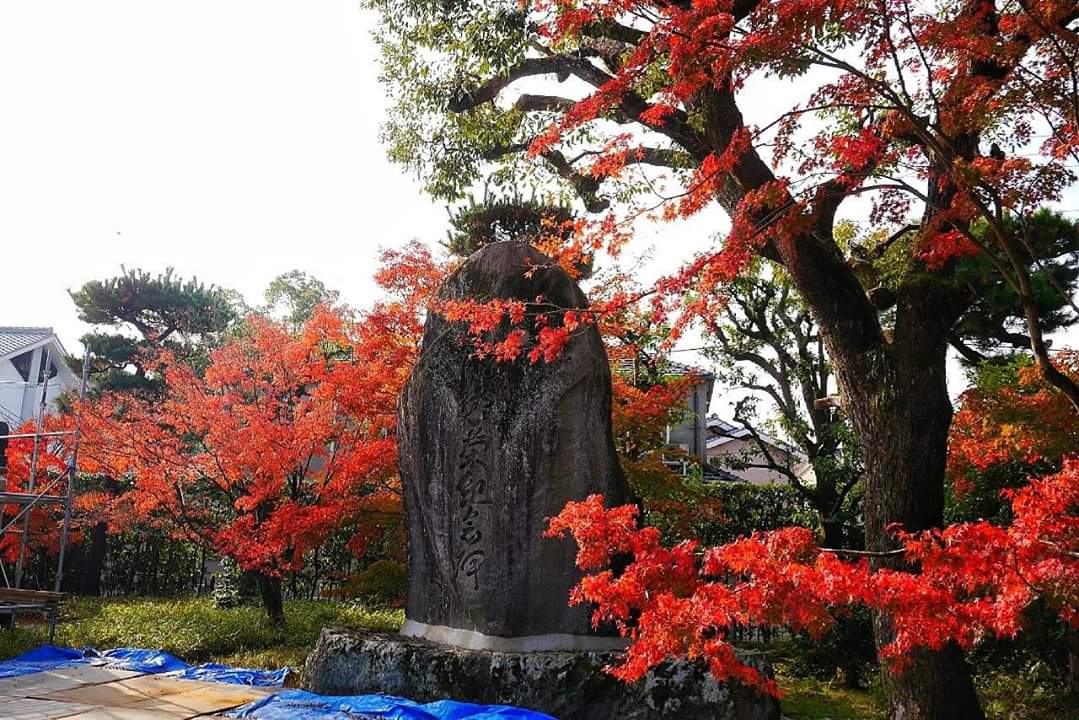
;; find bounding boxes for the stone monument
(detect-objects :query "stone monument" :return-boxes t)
[304,241,779,720]
[397,240,630,651]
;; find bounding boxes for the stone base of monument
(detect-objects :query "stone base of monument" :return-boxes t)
[303,628,781,720]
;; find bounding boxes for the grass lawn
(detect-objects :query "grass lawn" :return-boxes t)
[775,670,886,720]
[0,596,404,677]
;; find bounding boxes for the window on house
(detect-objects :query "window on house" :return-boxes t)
[9,350,57,383]
[11,351,32,382]
[38,356,58,383]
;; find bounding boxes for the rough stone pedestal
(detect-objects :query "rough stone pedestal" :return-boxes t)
[303,628,781,720]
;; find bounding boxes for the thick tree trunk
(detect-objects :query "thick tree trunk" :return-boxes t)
[771,225,983,719]
[838,289,984,720]
[79,477,119,595]
[256,572,286,628]
[78,521,108,595]
[821,519,847,549]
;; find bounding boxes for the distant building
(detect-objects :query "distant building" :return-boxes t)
[663,362,715,464]
[617,357,814,486]
[0,327,78,431]
[704,415,815,486]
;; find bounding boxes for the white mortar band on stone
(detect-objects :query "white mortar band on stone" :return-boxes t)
[400,620,630,653]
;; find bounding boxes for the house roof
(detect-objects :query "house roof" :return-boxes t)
[705,414,805,458]
[0,327,66,362]
[665,360,715,380]
[613,357,715,381]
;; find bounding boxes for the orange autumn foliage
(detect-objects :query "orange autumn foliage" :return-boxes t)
[74,301,417,579]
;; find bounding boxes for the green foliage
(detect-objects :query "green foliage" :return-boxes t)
[703,263,864,549]
[366,0,533,201]
[784,608,878,690]
[695,483,818,545]
[953,210,1079,360]
[975,665,1079,720]
[0,597,404,669]
[0,627,45,662]
[262,270,340,329]
[338,560,407,604]
[70,266,238,394]
[97,531,206,597]
[445,193,574,258]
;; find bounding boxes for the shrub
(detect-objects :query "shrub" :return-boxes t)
[343,560,407,604]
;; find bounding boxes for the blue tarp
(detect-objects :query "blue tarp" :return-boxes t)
[88,647,190,674]
[0,645,288,686]
[227,690,557,720]
[171,662,290,686]
[0,646,84,678]
[1,647,554,719]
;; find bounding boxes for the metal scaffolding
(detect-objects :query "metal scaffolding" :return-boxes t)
[0,345,90,641]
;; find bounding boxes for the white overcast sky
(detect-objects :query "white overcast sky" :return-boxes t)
[0,0,451,351]
[0,1,1075,410]
[0,0,717,348]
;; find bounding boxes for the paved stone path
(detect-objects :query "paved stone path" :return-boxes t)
[0,665,275,719]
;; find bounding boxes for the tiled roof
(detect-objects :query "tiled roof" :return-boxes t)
[613,357,715,380]
[706,414,806,458]
[0,327,53,359]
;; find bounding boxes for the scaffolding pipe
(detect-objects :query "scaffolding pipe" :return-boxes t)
[0,431,77,441]
[53,346,90,597]
[14,348,51,589]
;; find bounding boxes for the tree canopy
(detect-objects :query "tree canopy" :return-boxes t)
[367,1,1079,716]
[70,266,237,394]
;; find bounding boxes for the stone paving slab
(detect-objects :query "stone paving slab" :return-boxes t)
[0,695,98,720]
[0,667,146,698]
[37,675,271,711]
[56,709,230,720]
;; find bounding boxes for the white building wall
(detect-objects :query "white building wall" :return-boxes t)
[0,359,27,428]
[0,342,76,428]
[706,437,816,486]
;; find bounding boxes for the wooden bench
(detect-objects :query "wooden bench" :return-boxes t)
[0,587,65,639]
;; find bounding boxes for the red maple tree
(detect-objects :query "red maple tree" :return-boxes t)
[372,1,1079,713]
[950,351,1079,491]
[0,414,80,568]
[546,461,1079,696]
[77,302,416,625]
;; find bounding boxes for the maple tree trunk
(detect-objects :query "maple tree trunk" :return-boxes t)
[777,226,983,719]
[835,294,983,720]
[79,477,120,595]
[821,519,846,550]
[78,521,108,595]
[255,573,286,628]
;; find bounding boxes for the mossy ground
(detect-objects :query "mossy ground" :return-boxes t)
[776,676,885,719]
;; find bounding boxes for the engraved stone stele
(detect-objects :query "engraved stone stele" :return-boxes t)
[397,240,632,652]
[305,240,781,719]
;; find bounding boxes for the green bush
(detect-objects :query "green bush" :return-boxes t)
[343,560,407,603]
[783,608,878,689]
[696,482,819,544]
